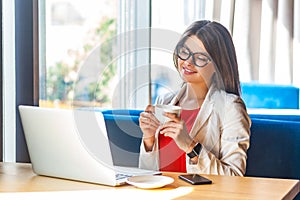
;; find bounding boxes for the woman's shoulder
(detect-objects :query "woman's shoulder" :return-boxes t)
[211,88,244,103]
[210,89,247,111]
[211,89,251,125]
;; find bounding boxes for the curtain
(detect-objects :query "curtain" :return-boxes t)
[204,0,300,87]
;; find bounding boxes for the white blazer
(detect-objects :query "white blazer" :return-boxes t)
[139,83,251,176]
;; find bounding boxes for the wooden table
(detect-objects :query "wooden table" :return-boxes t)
[0,162,299,199]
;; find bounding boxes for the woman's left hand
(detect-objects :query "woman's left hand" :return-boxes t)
[159,112,195,153]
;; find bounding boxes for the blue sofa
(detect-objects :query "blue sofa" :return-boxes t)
[101,109,143,167]
[241,82,299,109]
[101,109,300,179]
[246,117,300,200]
[245,118,300,179]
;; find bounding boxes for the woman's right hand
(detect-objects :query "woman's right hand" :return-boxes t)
[139,105,161,152]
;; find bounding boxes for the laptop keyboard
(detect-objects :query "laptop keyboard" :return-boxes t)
[115,173,132,180]
[114,166,161,181]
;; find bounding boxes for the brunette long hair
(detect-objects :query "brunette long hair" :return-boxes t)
[173,20,241,96]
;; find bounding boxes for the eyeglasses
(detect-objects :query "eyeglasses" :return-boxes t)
[176,45,211,68]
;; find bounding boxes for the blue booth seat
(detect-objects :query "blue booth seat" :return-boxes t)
[103,114,142,167]
[101,110,143,167]
[99,109,300,193]
[241,82,299,109]
[246,118,300,180]
[101,109,143,116]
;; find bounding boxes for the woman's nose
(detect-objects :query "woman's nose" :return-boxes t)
[184,56,194,66]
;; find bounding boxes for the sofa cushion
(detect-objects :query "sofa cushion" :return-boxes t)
[246,118,300,179]
[102,113,142,167]
[241,82,299,109]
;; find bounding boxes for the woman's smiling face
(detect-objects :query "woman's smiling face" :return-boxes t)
[177,35,215,87]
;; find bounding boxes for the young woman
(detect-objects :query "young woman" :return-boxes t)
[138,20,251,176]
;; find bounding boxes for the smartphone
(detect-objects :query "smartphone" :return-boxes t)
[179,174,212,185]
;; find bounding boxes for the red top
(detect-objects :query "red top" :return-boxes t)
[159,108,200,172]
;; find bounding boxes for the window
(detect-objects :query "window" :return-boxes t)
[39,1,299,111]
[39,0,118,109]
[38,0,208,110]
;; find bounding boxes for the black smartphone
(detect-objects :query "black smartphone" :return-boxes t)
[179,174,212,185]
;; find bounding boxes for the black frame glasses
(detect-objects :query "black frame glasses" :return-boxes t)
[176,45,211,68]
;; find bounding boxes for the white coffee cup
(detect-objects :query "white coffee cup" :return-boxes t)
[154,104,182,124]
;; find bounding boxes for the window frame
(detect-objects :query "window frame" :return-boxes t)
[2,0,38,162]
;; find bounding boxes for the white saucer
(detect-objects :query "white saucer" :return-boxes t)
[126,175,174,189]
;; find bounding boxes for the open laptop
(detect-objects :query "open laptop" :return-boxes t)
[18,105,159,186]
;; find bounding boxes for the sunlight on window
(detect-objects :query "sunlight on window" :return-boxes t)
[39,0,117,109]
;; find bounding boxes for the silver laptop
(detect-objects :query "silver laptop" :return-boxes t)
[18,105,159,186]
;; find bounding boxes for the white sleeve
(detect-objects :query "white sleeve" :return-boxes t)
[138,136,159,171]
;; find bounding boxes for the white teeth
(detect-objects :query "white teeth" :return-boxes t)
[184,67,194,73]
